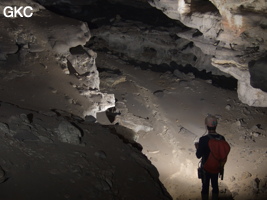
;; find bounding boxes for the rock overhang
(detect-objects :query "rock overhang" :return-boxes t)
[148,0,267,106]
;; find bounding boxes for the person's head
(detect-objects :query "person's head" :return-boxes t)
[205,115,217,131]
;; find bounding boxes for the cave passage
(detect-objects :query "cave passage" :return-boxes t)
[1,1,267,200]
[86,37,238,91]
[39,0,237,91]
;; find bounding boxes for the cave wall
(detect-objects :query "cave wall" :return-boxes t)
[0,0,115,118]
[34,0,267,107]
[0,2,174,199]
[149,0,267,106]
[1,0,266,107]
[91,20,227,75]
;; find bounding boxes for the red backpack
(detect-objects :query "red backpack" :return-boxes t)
[203,135,231,175]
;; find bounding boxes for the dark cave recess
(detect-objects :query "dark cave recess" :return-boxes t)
[34,0,186,29]
[86,40,237,91]
[249,57,267,93]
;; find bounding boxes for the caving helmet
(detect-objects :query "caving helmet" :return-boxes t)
[205,115,217,128]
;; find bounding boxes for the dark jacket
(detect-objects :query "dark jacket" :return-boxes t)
[196,133,225,166]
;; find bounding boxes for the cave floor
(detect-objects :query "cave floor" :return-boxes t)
[96,52,267,200]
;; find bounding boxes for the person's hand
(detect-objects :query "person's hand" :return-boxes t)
[194,142,199,149]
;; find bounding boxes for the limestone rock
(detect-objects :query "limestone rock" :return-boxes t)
[0,0,115,118]
[14,129,39,141]
[92,20,221,75]
[8,115,31,136]
[68,47,98,76]
[57,121,82,144]
[113,101,153,134]
[0,102,172,200]
[49,22,91,55]
[212,60,267,107]
[149,0,267,107]
[81,91,115,118]
[149,0,267,62]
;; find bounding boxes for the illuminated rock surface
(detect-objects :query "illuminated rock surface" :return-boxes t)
[149,0,267,106]
[0,1,115,118]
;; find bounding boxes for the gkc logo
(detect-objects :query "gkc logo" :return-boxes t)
[3,6,33,18]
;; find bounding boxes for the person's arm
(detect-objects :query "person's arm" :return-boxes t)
[196,137,204,159]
